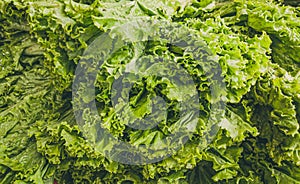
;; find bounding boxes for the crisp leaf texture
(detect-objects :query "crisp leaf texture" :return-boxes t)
[0,0,299,183]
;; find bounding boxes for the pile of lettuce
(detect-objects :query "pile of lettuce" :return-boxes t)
[0,0,299,183]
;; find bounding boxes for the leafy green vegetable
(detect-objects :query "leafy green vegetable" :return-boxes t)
[0,0,299,183]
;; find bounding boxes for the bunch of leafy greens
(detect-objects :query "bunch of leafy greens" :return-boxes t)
[0,0,299,183]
